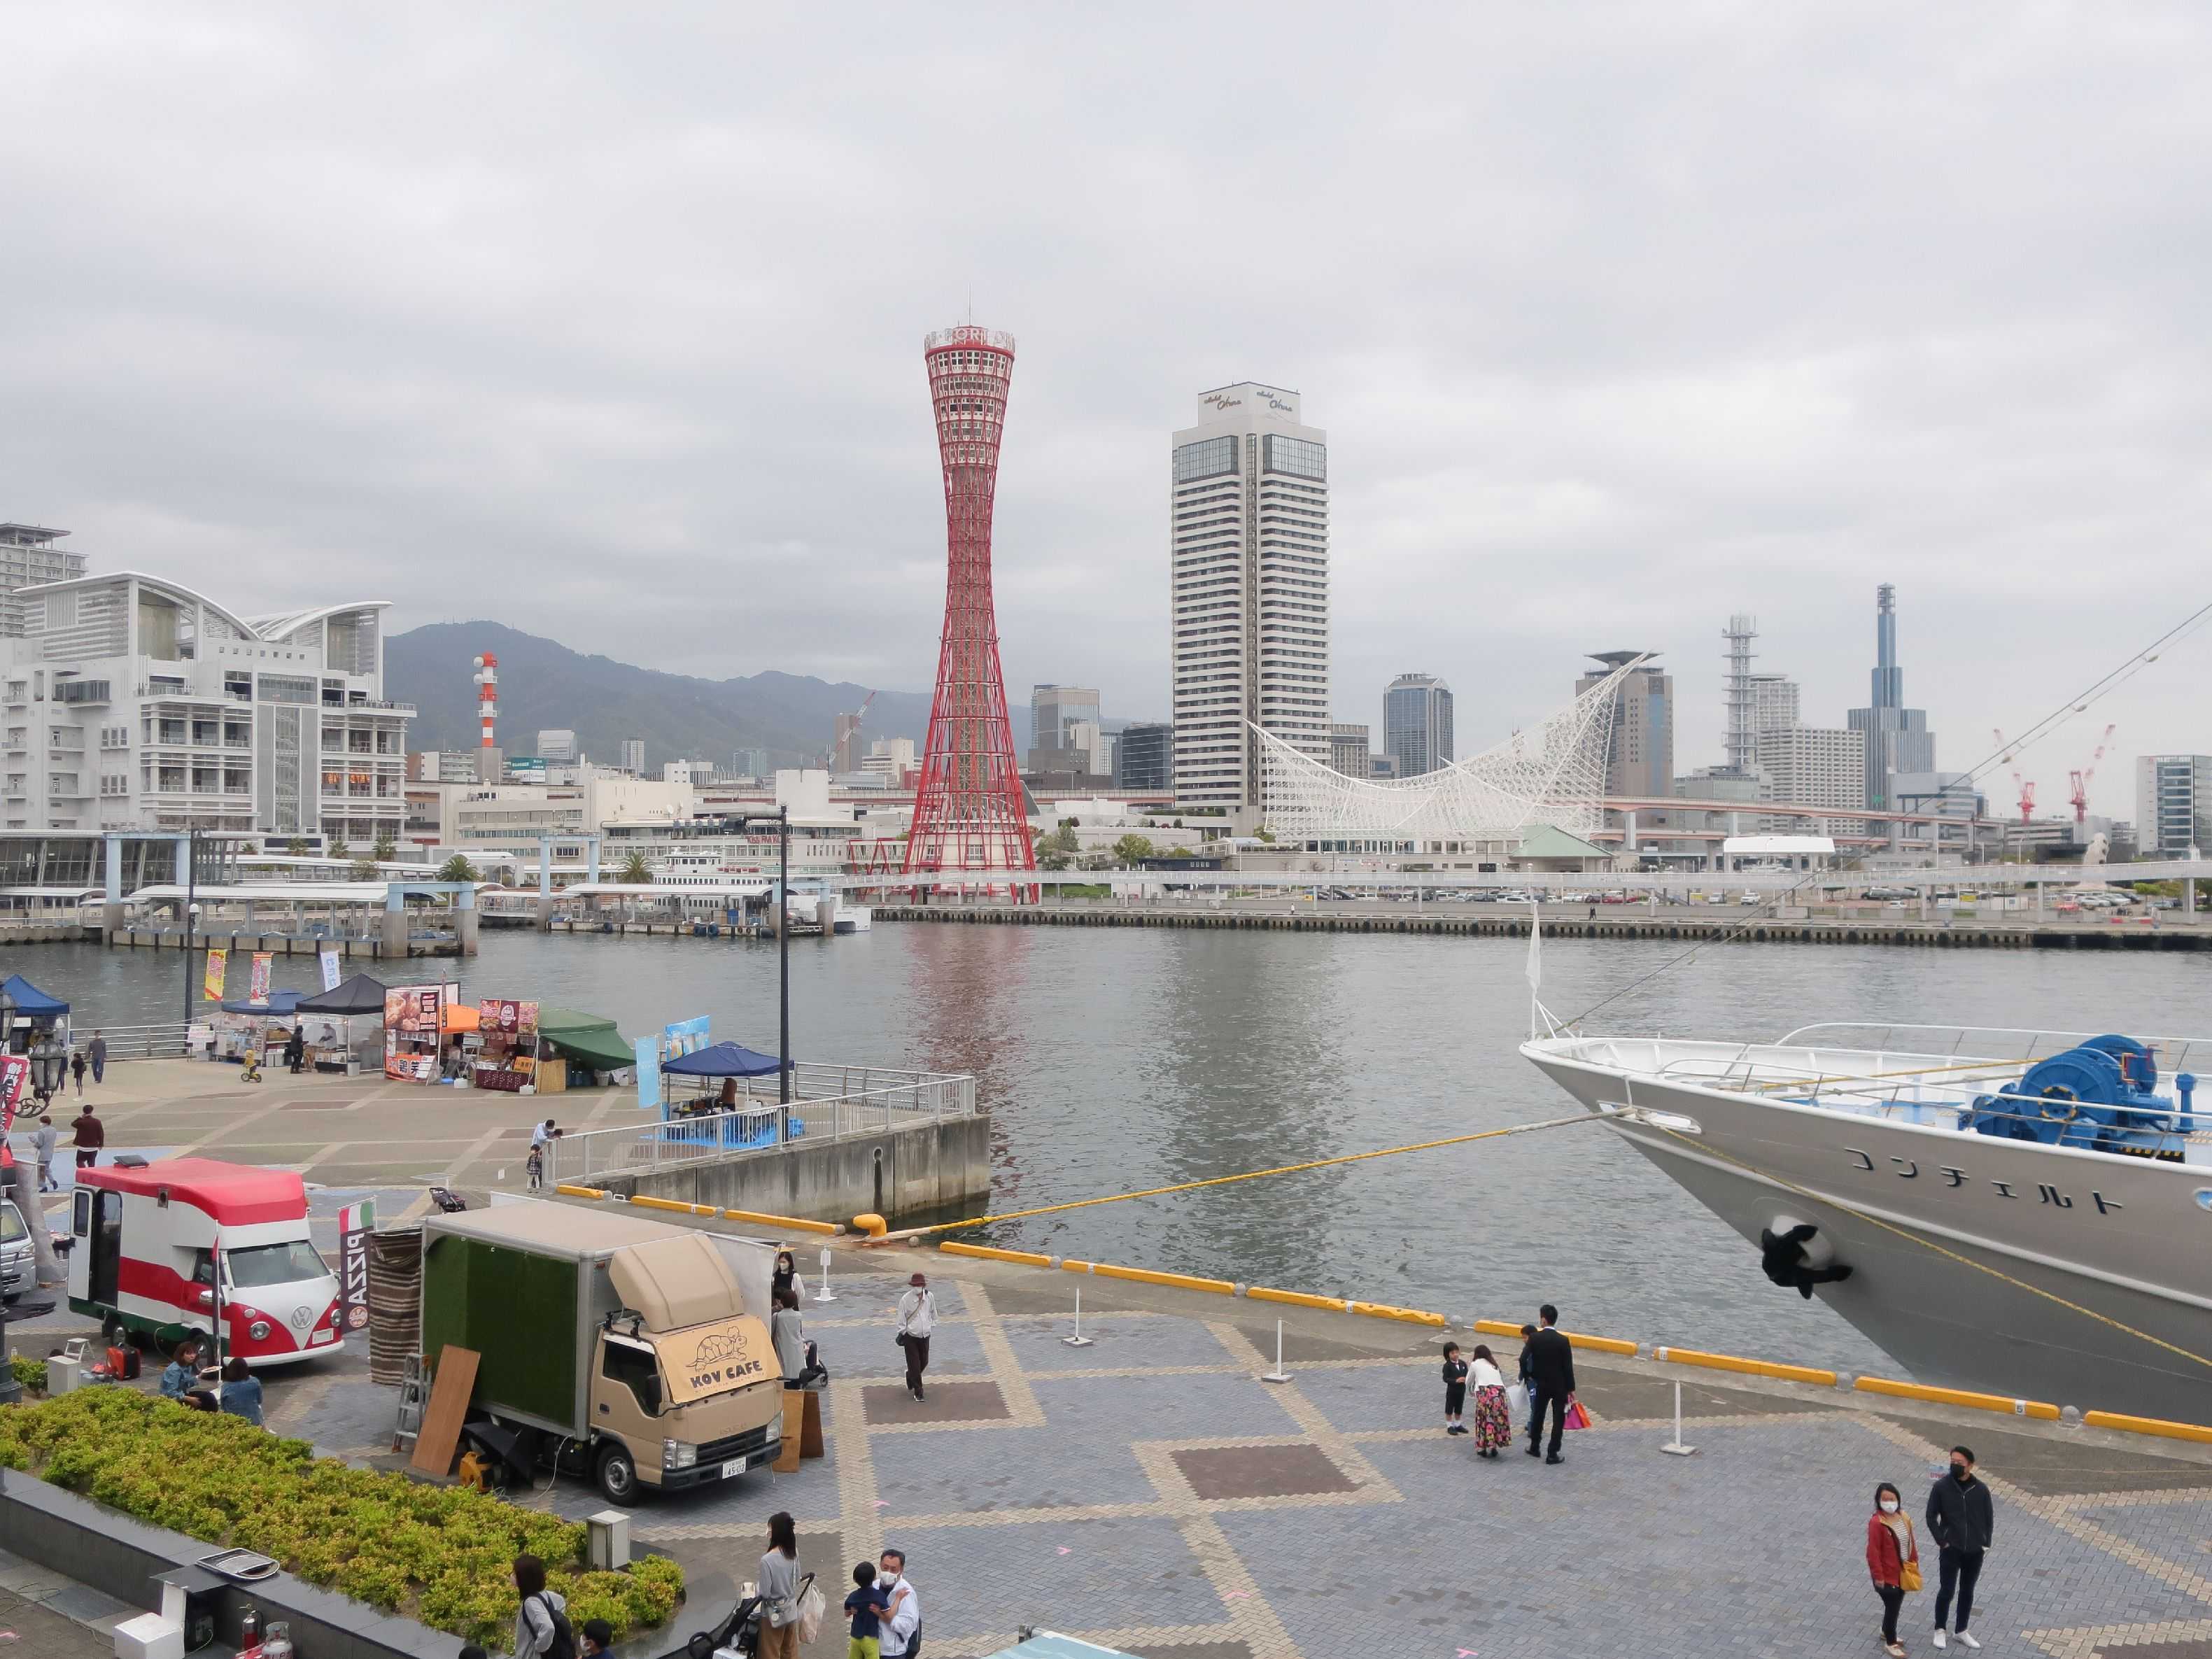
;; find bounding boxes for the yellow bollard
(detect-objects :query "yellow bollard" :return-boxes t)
[852,1213,889,1238]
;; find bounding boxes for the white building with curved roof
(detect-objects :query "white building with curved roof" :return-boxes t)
[1,570,411,845]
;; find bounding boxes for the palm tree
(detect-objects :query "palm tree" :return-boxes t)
[619,850,654,884]
[372,831,398,863]
[435,854,479,883]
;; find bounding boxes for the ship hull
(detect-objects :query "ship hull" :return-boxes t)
[1523,1039,2212,1423]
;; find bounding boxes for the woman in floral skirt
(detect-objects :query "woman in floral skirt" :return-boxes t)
[1467,1343,1513,1457]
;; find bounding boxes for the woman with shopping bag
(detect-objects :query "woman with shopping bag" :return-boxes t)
[756,1511,805,1659]
[1865,1481,1921,1658]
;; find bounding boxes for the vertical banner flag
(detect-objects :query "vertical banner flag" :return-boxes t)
[202,947,228,1002]
[337,1199,375,1336]
[319,947,341,992]
[635,1036,661,1110]
[249,952,274,1003]
[0,1053,27,1167]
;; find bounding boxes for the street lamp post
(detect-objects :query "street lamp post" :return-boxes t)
[728,808,794,1107]
[181,827,199,1027]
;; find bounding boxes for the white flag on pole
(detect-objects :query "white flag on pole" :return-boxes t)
[319,946,341,992]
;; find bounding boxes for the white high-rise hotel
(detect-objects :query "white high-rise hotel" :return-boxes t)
[1169,383,1329,822]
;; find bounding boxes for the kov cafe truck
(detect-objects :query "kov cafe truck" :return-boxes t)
[418,1205,786,1502]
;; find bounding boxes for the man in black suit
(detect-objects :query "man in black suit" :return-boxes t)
[1523,1303,1576,1465]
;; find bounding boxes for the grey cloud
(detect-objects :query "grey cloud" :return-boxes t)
[2,3,2206,812]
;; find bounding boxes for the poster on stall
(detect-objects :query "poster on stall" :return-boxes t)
[478,999,540,1040]
[337,1199,375,1334]
[0,1053,26,1166]
[249,952,273,1003]
[383,984,444,1081]
[202,947,227,1002]
[319,947,341,992]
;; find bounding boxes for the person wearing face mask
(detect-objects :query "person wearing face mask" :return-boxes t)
[1924,1445,1993,1650]
[1865,1481,1919,1657]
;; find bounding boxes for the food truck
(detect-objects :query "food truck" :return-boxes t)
[67,1158,344,1364]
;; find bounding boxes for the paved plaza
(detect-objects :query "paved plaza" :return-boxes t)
[8,1067,2212,1656]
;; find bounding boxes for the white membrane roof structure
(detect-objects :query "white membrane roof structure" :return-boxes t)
[1257,658,1637,842]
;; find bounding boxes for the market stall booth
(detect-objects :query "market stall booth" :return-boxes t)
[0,973,69,1057]
[467,998,542,1092]
[295,973,389,1074]
[213,989,307,1066]
[533,1006,633,1094]
[383,982,458,1082]
[659,1040,797,1148]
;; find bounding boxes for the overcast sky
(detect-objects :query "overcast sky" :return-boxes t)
[4,4,2207,814]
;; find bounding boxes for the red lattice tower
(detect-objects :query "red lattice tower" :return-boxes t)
[903,325,1037,892]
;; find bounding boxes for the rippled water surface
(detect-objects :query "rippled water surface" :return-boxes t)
[24,926,2212,1370]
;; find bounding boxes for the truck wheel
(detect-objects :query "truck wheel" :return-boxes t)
[101,1315,128,1349]
[596,1443,640,1505]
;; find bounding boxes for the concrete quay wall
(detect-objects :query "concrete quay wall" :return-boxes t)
[591,1110,993,1224]
[873,904,2210,951]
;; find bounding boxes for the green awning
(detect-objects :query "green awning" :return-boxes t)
[535,1006,632,1071]
[544,1026,634,1071]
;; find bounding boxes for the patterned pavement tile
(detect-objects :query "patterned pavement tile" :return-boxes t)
[887,1515,1217,1644]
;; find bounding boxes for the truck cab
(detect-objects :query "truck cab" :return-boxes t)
[0,1199,33,1304]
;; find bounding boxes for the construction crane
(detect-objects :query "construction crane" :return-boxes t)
[2069,723,2117,824]
[1994,728,2036,824]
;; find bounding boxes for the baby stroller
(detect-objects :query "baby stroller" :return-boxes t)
[684,1574,814,1659]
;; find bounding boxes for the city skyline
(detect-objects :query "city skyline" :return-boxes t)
[3,8,2206,817]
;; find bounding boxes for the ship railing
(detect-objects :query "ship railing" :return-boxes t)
[1651,1053,2199,1133]
[1777,1022,2212,1078]
[546,1069,978,1187]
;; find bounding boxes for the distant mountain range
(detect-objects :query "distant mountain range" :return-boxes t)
[384,621,934,770]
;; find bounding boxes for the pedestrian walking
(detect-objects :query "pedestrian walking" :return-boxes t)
[88,1030,106,1084]
[1468,1343,1513,1457]
[873,1549,920,1659]
[1439,1341,1470,1436]
[70,1049,86,1097]
[510,1555,572,1659]
[896,1273,936,1402]
[1926,1445,1992,1650]
[1866,1480,1920,1657]
[756,1511,804,1659]
[1522,1303,1576,1465]
[285,1029,305,1075]
[219,1356,265,1426]
[844,1560,892,1659]
[32,1113,58,1193]
[1516,1322,1537,1412]
[71,1101,104,1170]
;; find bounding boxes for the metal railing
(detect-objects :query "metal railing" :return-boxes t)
[87,1022,195,1060]
[547,1066,978,1187]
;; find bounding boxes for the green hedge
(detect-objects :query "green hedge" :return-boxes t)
[6,1355,43,1394]
[0,1389,683,1649]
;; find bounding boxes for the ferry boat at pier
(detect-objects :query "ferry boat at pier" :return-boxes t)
[1522,1019,2212,1422]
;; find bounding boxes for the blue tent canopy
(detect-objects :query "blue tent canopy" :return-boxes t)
[220,990,307,1016]
[661,1040,783,1078]
[0,974,68,1017]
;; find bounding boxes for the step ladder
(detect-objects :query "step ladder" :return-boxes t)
[393,1355,428,1454]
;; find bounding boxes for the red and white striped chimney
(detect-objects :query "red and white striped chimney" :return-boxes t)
[472,653,498,751]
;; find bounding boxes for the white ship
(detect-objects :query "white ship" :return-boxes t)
[1521,1017,2212,1422]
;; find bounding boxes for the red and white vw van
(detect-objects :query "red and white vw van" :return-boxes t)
[68,1158,344,1366]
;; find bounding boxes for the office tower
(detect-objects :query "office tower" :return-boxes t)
[732,747,770,780]
[833,712,864,774]
[619,738,645,775]
[1750,674,1799,735]
[1329,722,1370,779]
[1756,727,1867,812]
[1847,585,1935,810]
[1115,722,1174,791]
[1031,684,1101,751]
[1722,615,1759,772]
[0,524,87,637]
[1169,382,1330,821]
[536,729,578,764]
[861,737,917,785]
[1576,653,1673,798]
[2136,755,2212,854]
[905,325,1036,882]
[1383,674,1453,778]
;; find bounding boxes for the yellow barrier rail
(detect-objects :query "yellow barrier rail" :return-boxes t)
[2083,1410,2212,1445]
[1854,1377,2060,1420]
[1351,1301,1449,1329]
[1092,1263,1236,1296]
[722,1208,841,1236]
[1248,1287,1344,1313]
[1058,1257,1097,1273]
[940,1242,1057,1269]
[555,1184,609,1200]
[1656,1346,1837,1387]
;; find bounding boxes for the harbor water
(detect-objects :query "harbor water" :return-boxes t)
[21,927,2212,1373]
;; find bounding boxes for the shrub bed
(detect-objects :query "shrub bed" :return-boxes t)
[0,1388,683,1649]
[7,1355,43,1394]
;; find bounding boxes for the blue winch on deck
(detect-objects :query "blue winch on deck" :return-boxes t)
[1961,1033,2198,1159]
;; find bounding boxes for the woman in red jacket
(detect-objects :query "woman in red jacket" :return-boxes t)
[1866,1480,1919,1656]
